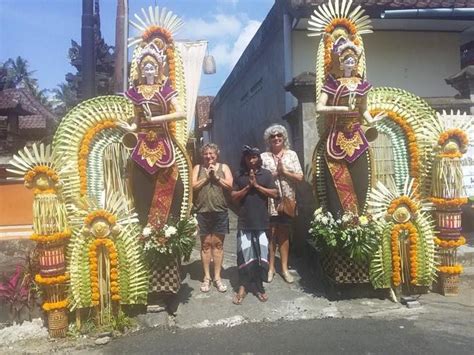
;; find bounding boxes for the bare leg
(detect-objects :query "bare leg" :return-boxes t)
[212,234,225,280]
[200,234,212,281]
[276,225,291,273]
[268,225,277,275]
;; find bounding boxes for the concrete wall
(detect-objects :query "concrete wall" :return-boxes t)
[292,30,460,97]
[211,4,287,171]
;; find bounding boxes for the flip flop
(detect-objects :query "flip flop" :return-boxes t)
[232,291,246,305]
[256,292,269,302]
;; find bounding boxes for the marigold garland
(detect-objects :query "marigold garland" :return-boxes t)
[84,210,117,226]
[42,299,68,311]
[372,110,420,194]
[430,197,467,209]
[89,238,120,305]
[438,152,462,159]
[142,26,173,43]
[24,165,59,184]
[30,230,71,243]
[438,265,463,274]
[434,236,466,249]
[33,188,57,195]
[35,273,69,285]
[387,196,418,216]
[325,18,357,36]
[390,222,419,286]
[78,119,117,195]
[438,128,469,151]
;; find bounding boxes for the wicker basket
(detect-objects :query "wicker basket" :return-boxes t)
[47,308,68,338]
[439,273,459,296]
[321,252,369,284]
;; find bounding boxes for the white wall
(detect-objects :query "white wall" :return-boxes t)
[292,30,460,97]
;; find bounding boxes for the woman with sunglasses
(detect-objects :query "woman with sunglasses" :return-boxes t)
[261,124,303,283]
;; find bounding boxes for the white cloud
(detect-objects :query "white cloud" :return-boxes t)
[217,0,239,5]
[211,20,261,69]
[183,14,242,39]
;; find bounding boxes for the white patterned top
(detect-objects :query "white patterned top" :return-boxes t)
[261,150,303,216]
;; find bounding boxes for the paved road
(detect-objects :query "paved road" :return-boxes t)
[100,317,473,354]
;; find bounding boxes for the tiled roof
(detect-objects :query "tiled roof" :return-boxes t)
[196,96,214,129]
[0,88,56,129]
[290,0,474,8]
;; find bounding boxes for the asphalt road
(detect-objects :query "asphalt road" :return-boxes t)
[100,317,473,354]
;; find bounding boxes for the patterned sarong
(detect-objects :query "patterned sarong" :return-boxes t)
[237,230,269,290]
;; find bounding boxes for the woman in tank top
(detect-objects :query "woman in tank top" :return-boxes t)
[192,143,233,293]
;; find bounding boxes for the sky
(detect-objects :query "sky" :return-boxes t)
[0,0,275,96]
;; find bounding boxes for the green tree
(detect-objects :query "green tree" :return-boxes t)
[51,82,78,116]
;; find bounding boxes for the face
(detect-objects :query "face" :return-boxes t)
[202,148,218,166]
[269,131,285,150]
[342,55,357,72]
[142,62,157,83]
[245,155,259,169]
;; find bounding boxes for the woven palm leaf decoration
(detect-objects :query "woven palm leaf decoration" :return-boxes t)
[367,87,438,197]
[68,193,147,311]
[126,5,192,219]
[367,179,437,290]
[52,95,134,211]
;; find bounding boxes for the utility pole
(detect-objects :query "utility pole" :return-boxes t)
[114,0,125,93]
[81,0,96,99]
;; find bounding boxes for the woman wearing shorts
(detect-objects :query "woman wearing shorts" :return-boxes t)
[192,143,233,293]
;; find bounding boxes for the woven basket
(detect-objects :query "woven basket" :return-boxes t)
[439,273,459,296]
[47,308,68,338]
[321,252,369,284]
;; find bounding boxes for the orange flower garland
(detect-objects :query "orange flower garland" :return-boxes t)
[430,197,467,209]
[35,273,69,285]
[390,222,419,286]
[84,209,117,226]
[372,110,420,194]
[438,265,463,274]
[434,236,466,249]
[78,119,117,195]
[438,152,462,159]
[324,18,357,36]
[142,26,173,43]
[30,230,71,243]
[387,196,418,216]
[42,299,68,311]
[24,165,59,184]
[88,238,120,306]
[438,128,469,151]
[324,36,333,75]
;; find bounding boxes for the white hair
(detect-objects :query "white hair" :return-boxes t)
[263,124,290,150]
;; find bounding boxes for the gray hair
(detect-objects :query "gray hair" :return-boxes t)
[263,124,290,149]
[200,143,220,156]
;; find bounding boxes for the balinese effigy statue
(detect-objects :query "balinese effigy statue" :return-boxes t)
[308,0,382,216]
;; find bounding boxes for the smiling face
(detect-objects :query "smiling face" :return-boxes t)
[142,62,157,84]
[341,51,358,73]
[269,131,285,152]
[202,148,218,167]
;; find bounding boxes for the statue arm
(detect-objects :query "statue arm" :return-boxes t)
[360,95,385,124]
[316,92,349,114]
[148,97,186,123]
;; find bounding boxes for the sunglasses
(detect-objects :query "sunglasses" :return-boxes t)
[270,133,283,139]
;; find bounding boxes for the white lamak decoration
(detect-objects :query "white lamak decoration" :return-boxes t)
[176,41,207,133]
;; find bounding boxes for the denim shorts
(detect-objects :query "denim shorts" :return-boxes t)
[197,211,229,236]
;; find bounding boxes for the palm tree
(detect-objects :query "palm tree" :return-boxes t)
[1,56,38,91]
[51,82,78,116]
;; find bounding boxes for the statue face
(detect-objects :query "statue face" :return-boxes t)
[142,62,157,83]
[342,55,357,72]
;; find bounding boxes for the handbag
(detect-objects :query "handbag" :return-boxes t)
[273,153,296,218]
[277,195,296,218]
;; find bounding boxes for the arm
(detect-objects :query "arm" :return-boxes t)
[149,96,186,123]
[316,91,349,114]
[276,152,303,183]
[215,164,233,191]
[254,183,278,199]
[231,184,251,202]
[192,165,208,191]
[360,95,385,124]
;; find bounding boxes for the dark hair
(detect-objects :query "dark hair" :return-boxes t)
[239,145,262,173]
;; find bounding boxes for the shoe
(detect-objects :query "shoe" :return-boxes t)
[200,278,211,292]
[214,279,227,293]
[267,270,275,283]
[282,271,294,284]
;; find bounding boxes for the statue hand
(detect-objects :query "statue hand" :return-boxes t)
[371,111,387,123]
[119,121,137,132]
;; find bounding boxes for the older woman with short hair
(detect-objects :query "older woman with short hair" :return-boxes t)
[192,143,233,293]
[261,124,303,283]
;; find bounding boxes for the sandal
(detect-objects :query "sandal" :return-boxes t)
[232,291,246,305]
[256,292,269,302]
[267,270,275,283]
[200,278,211,293]
[282,271,294,284]
[214,279,228,293]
